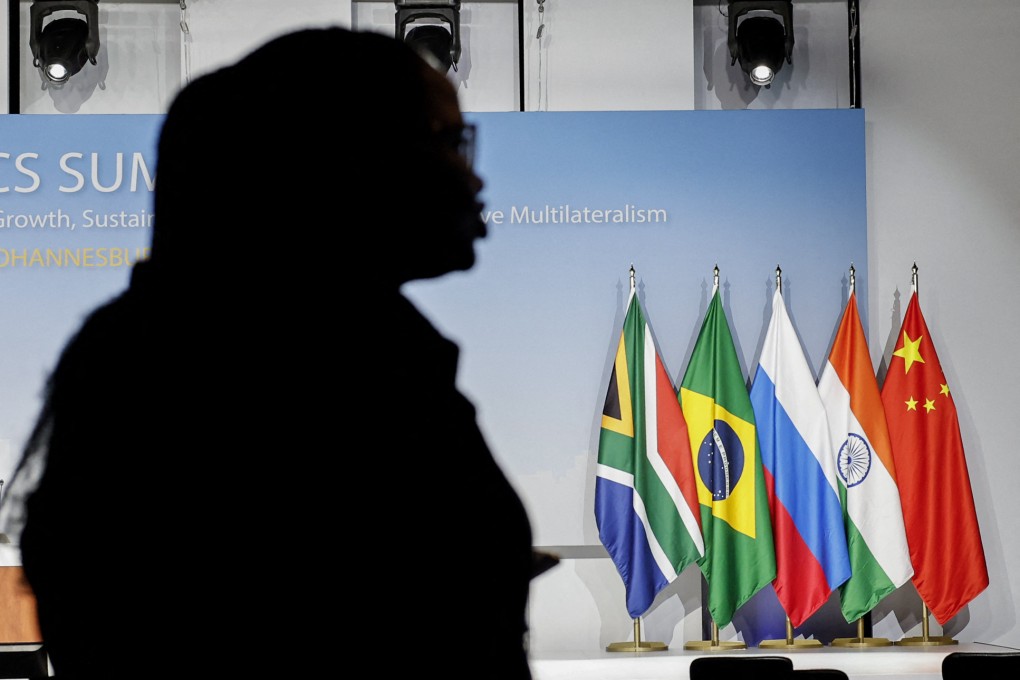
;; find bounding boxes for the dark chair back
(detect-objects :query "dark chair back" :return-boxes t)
[792,670,850,680]
[942,651,1020,680]
[690,655,794,680]
[0,644,48,679]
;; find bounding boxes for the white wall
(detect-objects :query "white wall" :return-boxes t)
[181,0,351,83]
[520,0,694,111]
[1,0,1018,655]
[860,0,1020,650]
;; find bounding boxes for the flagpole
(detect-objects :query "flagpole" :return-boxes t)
[758,265,822,650]
[686,267,732,652]
[832,263,898,649]
[893,263,956,648]
[684,379,745,653]
[759,615,823,649]
[606,617,668,652]
[603,263,670,654]
[685,262,772,651]
[684,620,745,651]
[896,602,958,646]
[685,268,742,652]
[831,616,893,647]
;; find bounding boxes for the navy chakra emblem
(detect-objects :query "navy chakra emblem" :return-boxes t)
[838,432,871,487]
[697,419,745,500]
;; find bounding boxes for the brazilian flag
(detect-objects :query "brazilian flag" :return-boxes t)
[679,287,776,628]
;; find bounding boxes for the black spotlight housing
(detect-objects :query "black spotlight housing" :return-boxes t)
[728,1,794,88]
[29,1,101,85]
[394,1,462,74]
[405,24,455,74]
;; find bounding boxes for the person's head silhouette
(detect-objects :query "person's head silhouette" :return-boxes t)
[145,26,486,296]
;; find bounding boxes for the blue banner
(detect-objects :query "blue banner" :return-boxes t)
[0,114,162,475]
[0,110,867,558]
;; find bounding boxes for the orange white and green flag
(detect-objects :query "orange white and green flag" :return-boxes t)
[818,290,913,623]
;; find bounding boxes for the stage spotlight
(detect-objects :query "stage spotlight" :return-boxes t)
[29,1,101,85]
[405,24,456,73]
[394,1,462,74]
[727,1,794,88]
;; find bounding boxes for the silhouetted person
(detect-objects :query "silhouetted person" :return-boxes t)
[0,27,535,679]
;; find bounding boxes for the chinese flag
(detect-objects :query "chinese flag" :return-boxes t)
[880,292,988,624]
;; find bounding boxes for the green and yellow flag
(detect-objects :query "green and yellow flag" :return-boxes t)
[679,286,776,628]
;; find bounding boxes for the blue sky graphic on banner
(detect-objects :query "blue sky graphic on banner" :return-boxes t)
[0,114,163,480]
[0,111,866,564]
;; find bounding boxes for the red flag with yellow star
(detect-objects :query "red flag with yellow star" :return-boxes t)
[880,292,988,624]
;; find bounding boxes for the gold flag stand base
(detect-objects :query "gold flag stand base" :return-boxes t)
[831,618,893,647]
[895,604,957,647]
[606,640,669,652]
[606,617,668,652]
[684,639,746,650]
[896,636,957,647]
[684,621,747,651]
[759,617,822,648]
[831,637,893,648]
[759,639,823,649]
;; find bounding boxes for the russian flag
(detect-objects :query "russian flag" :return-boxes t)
[750,287,851,627]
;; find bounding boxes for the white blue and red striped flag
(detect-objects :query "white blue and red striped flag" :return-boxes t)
[750,287,851,627]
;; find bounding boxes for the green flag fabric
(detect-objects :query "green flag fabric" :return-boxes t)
[678,288,777,628]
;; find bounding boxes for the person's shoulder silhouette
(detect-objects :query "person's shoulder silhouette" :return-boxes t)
[0,26,536,680]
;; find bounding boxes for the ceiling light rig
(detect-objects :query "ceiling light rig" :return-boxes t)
[394,1,462,74]
[727,0,794,88]
[29,1,101,86]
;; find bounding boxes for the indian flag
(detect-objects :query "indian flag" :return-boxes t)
[817,291,913,622]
